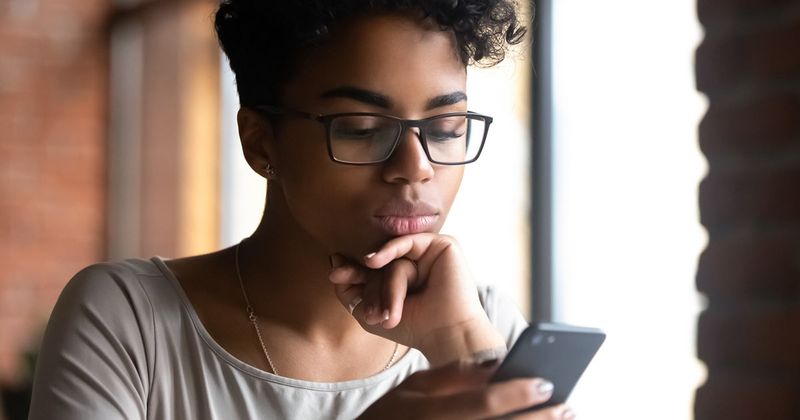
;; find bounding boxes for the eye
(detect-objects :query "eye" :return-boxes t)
[331,116,395,140]
[427,117,467,141]
[427,130,464,141]
[333,126,381,139]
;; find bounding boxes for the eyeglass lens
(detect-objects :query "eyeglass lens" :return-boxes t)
[329,115,486,164]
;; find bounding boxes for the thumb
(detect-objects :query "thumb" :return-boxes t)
[329,254,368,315]
[332,283,366,316]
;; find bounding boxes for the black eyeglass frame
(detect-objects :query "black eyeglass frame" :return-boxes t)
[254,105,493,166]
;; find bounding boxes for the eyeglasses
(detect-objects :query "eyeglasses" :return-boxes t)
[255,105,493,165]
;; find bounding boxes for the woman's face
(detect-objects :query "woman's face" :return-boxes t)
[264,13,468,258]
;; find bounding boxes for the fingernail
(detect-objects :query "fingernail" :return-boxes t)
[381,309,390,321]
[562,408,576,420]
[535,379,554,397]
[364,305,379,325]
[348,296,363,315]
[365,252,376,259]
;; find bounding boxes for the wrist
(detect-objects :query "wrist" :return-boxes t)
[417,317,507,367]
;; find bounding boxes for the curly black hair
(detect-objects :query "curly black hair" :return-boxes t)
[215,0,530,107]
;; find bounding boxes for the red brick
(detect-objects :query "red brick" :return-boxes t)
[696,21,800,96]
[697,233,800,299]
[698,305,800,369]
[699,169,800,233]
[697,0,798,27]
[696,371,800,420]
[699,94,800,159]
[0,0,108,384]
[697,0,800,417]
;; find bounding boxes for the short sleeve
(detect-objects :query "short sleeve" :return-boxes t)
[477,284,530,350]
[28,262,155,420]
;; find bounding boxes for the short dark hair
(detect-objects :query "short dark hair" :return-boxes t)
[214,0,530,107]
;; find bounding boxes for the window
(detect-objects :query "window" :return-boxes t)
[539,0,709,418]
[108,0,220,258]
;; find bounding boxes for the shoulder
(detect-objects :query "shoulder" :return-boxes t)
[475,283,530,349]
[50,258,179,341]
[29,259,164,419]
[64,258,156,292]
[59,258,166,311]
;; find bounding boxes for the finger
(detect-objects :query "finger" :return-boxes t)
[428,377,555,420]
[400,357,502,395]
[328,264,368,285]
[328,254,368,285]
[510,404,574,420]
[361,270,388,326]
[329,255,370,316]
[333,283,366,316]
[362,233,440,269]
[380,259,414,329]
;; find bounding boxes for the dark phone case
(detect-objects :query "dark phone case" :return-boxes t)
[490,322,606,412]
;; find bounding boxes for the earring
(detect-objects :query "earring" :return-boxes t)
[264,163,277,179]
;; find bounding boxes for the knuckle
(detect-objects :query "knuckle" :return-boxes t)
[516,382,541,405]
[398,259,417,274]
[438,233,457,244]
[386,259,406,272]
[435,235,462,253]
[478,389,503,414]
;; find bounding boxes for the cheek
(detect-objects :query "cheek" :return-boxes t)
[436,167,465,215]
[277,150,379,253]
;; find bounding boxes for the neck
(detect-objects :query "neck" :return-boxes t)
[238,188,364,346]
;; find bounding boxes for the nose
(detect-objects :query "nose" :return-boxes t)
[381,127,435,184]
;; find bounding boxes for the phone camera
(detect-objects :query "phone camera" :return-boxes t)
[531,334,543,345]
[547,335,556,344]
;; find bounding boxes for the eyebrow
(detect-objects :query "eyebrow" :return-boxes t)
[321,86,392,109]
[425,91,468,110]
[320,86,468,111]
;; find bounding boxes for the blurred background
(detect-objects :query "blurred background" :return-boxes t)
[1,0,798,419]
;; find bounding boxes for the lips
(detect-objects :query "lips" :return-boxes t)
[373,201,440,236]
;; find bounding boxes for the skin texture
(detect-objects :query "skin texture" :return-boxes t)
[166,11,573,419]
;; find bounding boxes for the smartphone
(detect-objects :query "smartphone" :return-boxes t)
[490,322,605,412]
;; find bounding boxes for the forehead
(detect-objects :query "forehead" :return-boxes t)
[283,13,467,113]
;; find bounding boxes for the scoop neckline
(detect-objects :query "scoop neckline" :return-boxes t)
[150,255,420,391]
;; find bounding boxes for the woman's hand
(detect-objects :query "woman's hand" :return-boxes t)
[328,233,506,365]
[359,357,575,420]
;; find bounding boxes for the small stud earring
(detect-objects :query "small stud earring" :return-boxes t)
[264,163,277,179]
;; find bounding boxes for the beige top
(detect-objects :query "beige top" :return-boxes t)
[29,257,529,419]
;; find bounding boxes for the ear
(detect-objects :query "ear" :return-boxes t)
[237,107,275,178]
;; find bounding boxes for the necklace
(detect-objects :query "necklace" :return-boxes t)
[234,240,401,376]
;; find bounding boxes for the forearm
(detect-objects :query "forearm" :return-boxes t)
[417,317,507,367]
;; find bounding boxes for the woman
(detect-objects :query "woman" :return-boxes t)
[29,1,575,419]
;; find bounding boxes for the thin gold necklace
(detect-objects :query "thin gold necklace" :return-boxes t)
[234,240,400,376]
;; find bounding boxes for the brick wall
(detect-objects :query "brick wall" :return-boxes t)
[0,1,109,384]
[695,0,800,418]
